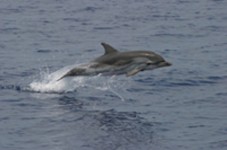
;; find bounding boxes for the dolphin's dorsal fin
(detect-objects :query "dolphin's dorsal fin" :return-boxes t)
[101,42,118,55]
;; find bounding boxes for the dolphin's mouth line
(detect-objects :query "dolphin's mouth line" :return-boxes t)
[150,61,171,67]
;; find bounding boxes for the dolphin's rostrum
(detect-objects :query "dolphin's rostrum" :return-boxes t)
[57,43,171,81]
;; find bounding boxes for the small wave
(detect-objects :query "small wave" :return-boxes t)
[93,26,118,30]
[36,49,52,53]
[88,109,154,150]
[0,84,21,91]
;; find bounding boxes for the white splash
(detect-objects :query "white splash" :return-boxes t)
[28,65,127,101]
[28,64,85,93]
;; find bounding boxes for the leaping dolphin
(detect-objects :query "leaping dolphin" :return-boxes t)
[57,43,171,81]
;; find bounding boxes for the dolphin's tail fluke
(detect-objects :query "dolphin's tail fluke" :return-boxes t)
[57,76,64,81]
[56,68,87,81]
[56,70,73,81]
[57,74,68,81]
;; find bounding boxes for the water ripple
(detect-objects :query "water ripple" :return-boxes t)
[87,109,154,150]
[0,84,21,91]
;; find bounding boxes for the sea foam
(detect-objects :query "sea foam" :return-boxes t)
[28,64,126,101]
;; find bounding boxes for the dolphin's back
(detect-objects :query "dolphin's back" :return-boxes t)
[94,53,132,66]
[96,43,164,66]
[94,51,164,66]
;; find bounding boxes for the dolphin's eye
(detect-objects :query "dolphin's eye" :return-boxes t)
[146,62,153,65]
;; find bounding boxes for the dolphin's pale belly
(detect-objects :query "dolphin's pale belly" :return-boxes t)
[87,62,151,76]
[94,65,130,75]
[58,61,158,81]
[69,62,137,76]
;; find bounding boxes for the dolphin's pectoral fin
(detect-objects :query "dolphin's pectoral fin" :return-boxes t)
[126,68,144,77]
[126,64,147,77]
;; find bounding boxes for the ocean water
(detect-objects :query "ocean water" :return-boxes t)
[1,0,227,149]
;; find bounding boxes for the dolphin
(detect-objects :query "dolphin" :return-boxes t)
[57,43,171,81]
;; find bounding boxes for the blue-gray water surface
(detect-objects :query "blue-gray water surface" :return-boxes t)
[1,0,227,149]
